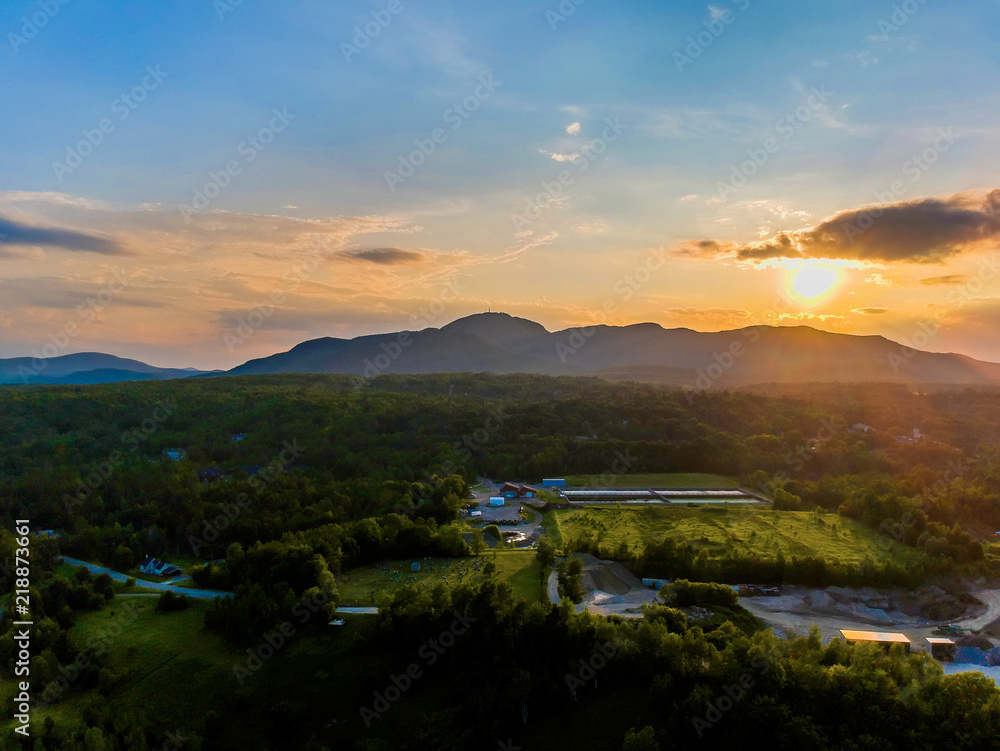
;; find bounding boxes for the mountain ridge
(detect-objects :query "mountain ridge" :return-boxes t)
[3,313,999,387]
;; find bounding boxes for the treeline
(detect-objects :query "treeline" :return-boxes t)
[2,373,1000,579]
[304,576,1000,749]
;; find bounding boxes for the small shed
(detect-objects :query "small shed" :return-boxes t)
[840,630,911,653]
[489,497,505,507]
[411,562,421,572]
[543,478,567,488]
[927,637,956,661]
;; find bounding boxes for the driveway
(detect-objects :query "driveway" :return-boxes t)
[60,557,233,599]
[957,586,1000,631]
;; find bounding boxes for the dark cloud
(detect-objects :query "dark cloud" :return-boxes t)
[0,215,123,255]
[338,247,424,265]
[681,189,1000,264]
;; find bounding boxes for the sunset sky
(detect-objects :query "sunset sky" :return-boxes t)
[2,0,1000,369]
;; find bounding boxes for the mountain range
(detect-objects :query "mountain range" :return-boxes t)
[4,313,1000,387]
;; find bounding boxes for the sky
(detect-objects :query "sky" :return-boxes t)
[2,0,1000,369]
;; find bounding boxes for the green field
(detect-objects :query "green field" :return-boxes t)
[336,549,545,605]
[545,506,921,564]
[564,473,738,488]
[0,598,248,741]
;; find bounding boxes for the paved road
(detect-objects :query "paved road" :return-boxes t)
[60,557,233,599]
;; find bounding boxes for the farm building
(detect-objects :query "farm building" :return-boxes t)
[498,483,537,498]
[489,497,505,507]
[499,483,520,498]
[542,478,566,487]
[927,637,956,661]
[840,630,911,653]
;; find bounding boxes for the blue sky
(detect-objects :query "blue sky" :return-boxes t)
[2,0,1000,368]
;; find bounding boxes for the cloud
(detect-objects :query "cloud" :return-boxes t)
[678,189,1000,264]
[707,5,728,22]
[338,247,425,265]
[852,307,889,315]
[540,149,580,162]
[920,274,966,286]
[565,122,581,135]
[0,215,124,255]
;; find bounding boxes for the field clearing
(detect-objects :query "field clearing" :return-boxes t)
[546,506,921,564]
[0,598,252,740]
[564,473,738,488]
[336,549,545,605]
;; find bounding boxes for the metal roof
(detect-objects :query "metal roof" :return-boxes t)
[926,637,955,645]
[840,630,910,644]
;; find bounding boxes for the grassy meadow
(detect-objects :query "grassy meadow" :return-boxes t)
[544,506,921,565]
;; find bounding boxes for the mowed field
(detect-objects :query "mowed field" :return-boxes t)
[336,549,546,605]
[564,473,739,488]
[544,506,921,564]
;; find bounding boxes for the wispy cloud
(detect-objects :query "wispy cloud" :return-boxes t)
[0,215,124,255]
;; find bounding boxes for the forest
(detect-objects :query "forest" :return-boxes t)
[1,373,1000,748]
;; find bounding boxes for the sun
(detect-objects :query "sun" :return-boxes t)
[786,262,843,304]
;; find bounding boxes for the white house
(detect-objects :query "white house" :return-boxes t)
[139,557,182,577]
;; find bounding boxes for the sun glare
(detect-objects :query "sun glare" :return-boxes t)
[786,262,843,304]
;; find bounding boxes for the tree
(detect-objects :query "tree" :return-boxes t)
[622,726,659,751]
[536,535,556,568]
[556,557,584,603]
[113,545,134,573]
[471,529,484,557]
